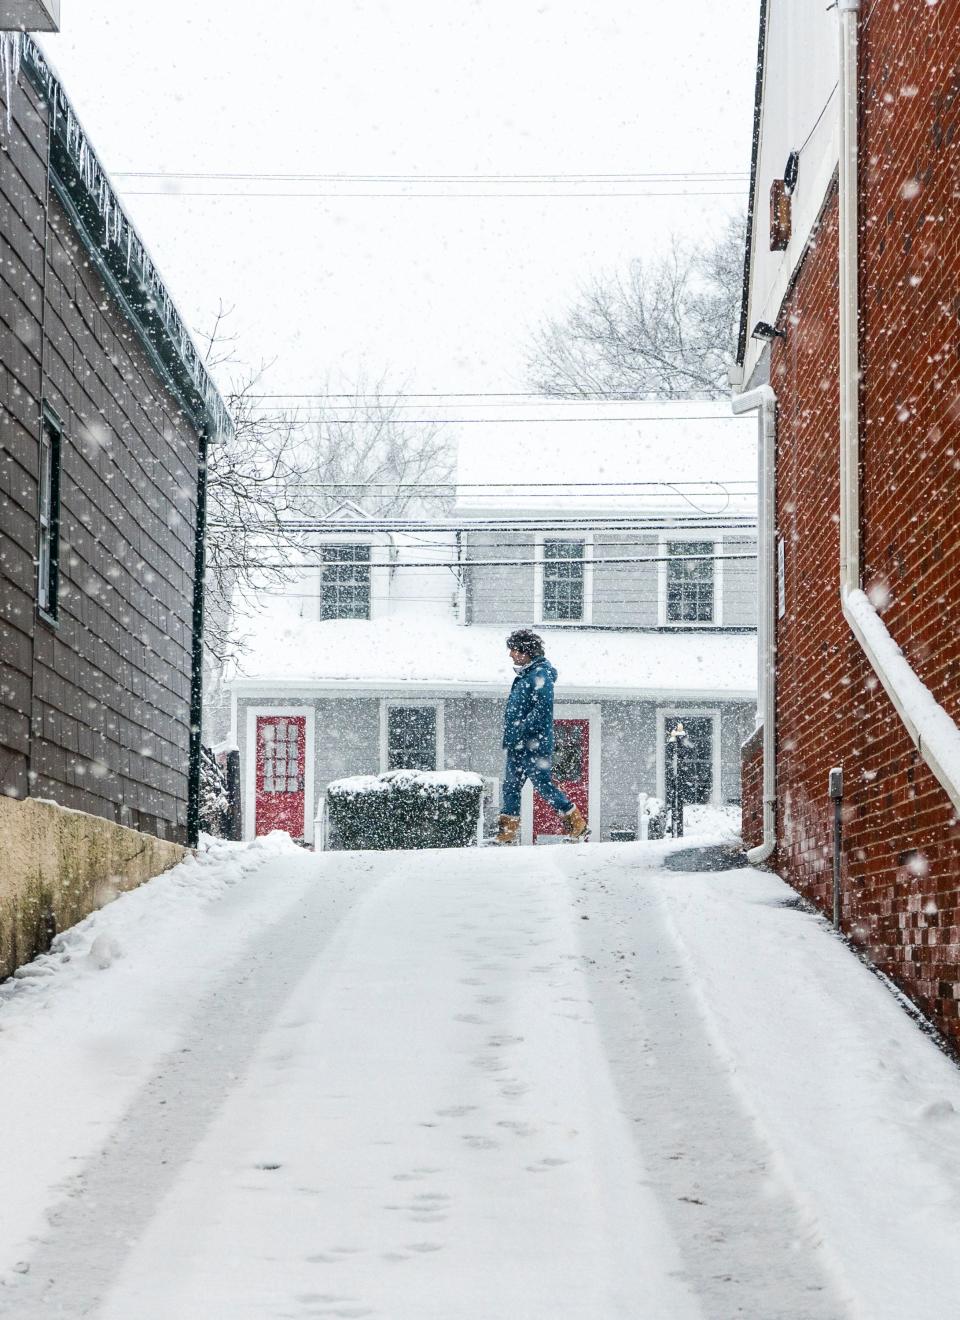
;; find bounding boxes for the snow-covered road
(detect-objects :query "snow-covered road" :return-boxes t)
[3,838,960,1319]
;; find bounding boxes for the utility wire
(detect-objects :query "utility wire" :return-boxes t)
[215,552,758,570]
[113,169,750,182]
[119,189,747,200]
[234,414,749,424]
[240,390,732,400]
[246,480,756,490]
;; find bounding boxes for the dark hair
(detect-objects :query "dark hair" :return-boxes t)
[506,628,544,657]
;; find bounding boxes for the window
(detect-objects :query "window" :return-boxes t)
[666,541,715,623]
[541,539,585,621]
[553,722,584,782]
[260,720,302,793]
[386,705,437,771]
[663,715,714,805]
[37,412,62,619]
[320,543,370,620]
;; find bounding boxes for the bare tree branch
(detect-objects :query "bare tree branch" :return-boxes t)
[200,345,455,668]
[526,213,746,401]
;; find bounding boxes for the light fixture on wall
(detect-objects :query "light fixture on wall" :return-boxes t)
[783,150,800,196]
[751,321,787,342]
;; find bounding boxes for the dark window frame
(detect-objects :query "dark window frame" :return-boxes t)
[665,540,716,624]
[37,407,63,624]
[540,537,586,622]
[319,542,371,620]
[385,704,439,772]
[662,713,715,806]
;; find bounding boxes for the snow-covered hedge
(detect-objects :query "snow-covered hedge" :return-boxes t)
[326,770,484,851]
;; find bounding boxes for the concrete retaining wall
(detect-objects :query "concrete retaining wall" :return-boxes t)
[0,797,187,978]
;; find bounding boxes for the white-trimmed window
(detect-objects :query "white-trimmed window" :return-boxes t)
[37,411,62,619]
[381,701,444,771]
[659,538,721,625]
[657,709,721,806]
[319,543,371,619]
[535,535,592,624]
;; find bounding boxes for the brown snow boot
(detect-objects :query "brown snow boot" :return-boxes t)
[493,814,520,845]
[562,805,589,839]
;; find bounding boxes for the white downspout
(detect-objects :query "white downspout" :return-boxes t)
[839,2,960,813]
[733,385,777,863]
[837,0,960,816]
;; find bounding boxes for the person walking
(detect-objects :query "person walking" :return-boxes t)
[493,629,589,845]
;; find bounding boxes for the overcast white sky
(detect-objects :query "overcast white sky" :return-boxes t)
[41,1,760,401]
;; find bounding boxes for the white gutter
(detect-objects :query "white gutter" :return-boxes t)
[837,0,960,816]
[732,384,778,862]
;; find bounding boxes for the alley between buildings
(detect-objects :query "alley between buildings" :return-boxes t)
[2,838,960,1319]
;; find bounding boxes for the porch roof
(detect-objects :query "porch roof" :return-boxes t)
[228,612,757,702]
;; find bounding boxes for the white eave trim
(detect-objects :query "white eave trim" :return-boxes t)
[226,678,756,703]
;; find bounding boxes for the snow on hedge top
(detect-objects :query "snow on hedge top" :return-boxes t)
[454,401,757,514]
[328,770,484,796]
[231,610,756,698]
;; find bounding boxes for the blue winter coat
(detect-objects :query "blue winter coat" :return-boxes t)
[502,656,557,759]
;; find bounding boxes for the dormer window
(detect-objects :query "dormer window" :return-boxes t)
[319,544,371,620]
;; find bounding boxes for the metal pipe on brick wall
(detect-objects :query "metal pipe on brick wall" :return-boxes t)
[732,384,777,863]
[836,0,960,818]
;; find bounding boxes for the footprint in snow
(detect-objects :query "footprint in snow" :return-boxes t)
[526,1157,569,1173]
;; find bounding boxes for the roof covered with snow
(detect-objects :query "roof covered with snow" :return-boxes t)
[228,608,756,700]
[16,37,231,442]
[454,401,757,517]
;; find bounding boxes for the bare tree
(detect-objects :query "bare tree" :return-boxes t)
[194,305,308,664]
[527,213,746,400]
[299,371,454,517]
[197,321,454,668]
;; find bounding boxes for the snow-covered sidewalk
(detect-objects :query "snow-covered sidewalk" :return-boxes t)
[1,838,960,1318]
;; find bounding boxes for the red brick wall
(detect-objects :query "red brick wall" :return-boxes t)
[768,0,960,1046]
[740,724,764,851]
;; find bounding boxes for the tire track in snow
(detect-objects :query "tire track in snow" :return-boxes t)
[0,850,374,1319]
[555,846,853,1320]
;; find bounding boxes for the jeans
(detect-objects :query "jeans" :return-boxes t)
[501,749,573,817]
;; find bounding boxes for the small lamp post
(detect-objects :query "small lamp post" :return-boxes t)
[667,721,691,838]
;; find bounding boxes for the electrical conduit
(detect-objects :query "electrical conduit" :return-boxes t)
[732,386,777,863]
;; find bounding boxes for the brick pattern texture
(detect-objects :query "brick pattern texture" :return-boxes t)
[740,725,764,852]
[754,0,960,1047]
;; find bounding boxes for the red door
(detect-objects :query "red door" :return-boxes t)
[255,715,306,839]
[533,717,589,840]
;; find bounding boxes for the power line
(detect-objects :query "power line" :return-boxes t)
[213,552,758,570]
[243,401,738,412]
[234,414,749,424]
[239,391,729,400]
[246,480,756,489]
[118,189,747,201]
[113,169,750,182]
[210,518,758,533]
[212,537,758,553]
[256,592,759,605]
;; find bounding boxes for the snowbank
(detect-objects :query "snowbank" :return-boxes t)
[0,832,308,1275]
[647,854,960,1319]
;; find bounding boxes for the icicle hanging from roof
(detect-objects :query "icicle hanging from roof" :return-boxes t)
[1,30,22,136]
[14,34,233,444]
